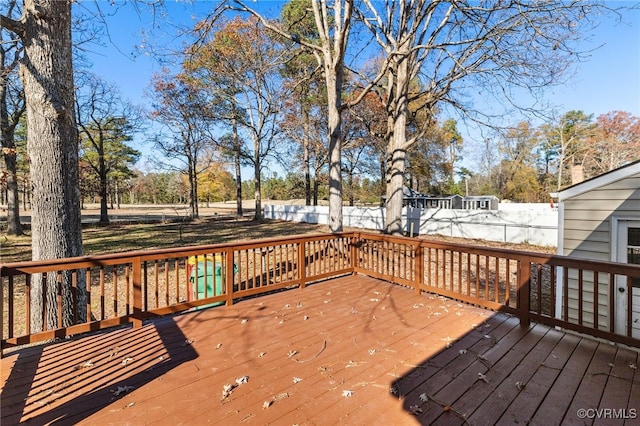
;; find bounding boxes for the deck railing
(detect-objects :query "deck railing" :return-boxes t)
[2,231,639,354]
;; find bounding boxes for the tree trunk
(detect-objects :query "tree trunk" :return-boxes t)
[303,108,311,206]
[186,151,199,219]
[325,64,343,232]
[115,180,120,209]
[98,155,109,224]
[347,170,354,206]
[1,134,23,235]
[20,1,85,331]
[384,56,410,235]
[233,117,243,217]
[253,139,262,221]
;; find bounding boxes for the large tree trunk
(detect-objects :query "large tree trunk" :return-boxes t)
[325,65,343,232]
[253,139,262,221]
[19,1,85,331]
[384,56,410,235]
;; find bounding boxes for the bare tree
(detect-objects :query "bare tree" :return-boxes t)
[75,73,142,224]
[149,70,216,219]
[0,0,25,235]
[1,1,85,331]
[215,0,358,231]
[355,0,611,233]
[187,17,291,221]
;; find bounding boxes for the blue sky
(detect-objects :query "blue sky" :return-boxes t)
[78,1,640,171]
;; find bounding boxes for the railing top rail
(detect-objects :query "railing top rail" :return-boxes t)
[2,230,640,278]
[0,231,359,276]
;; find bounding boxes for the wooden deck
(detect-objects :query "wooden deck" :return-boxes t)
[2,275,639,425]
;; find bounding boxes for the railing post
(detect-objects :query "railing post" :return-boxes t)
[132,257,143,328]
[225,249,234,306]
[415,242,423,295]
[298,240,307,289]
[351,233,358,274]
[517,258,531,328]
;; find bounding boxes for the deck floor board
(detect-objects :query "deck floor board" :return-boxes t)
[2,275,638,425]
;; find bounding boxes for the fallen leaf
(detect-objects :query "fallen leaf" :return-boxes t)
[273,392,289,401]
[182,339,194,346]
[410,405,423,415]
[215,343,222,349]
[241,319,248,324]
[236,376,249,385]
[419,393,429,402]
[459,349,467,355]
[221,383,234,400]
[287,350,298,358]
[258,352,266,358]
[263,400,272,409]
[293,377,302,383]
[111,385,134,397]
[74,360,94,370]
[477,372,489,383]
[121,357,134,367]
[389,386,398,395]
[515,381,525,390]
[629,363,637,370]
[368,349,376,356]
[342,390,354,397]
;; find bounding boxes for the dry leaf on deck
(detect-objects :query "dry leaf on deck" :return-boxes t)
[111,385,134,397]
[410,405,423,415]
[477,373,489,383]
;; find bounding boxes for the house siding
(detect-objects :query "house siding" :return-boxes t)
[561,171,640,333]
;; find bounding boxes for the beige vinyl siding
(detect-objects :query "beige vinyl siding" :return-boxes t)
[561,172,640,331]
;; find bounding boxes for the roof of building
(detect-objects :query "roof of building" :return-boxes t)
[555,160,640,202]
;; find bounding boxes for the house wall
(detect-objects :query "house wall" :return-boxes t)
[561,172,640,332]
[562,174,640,260]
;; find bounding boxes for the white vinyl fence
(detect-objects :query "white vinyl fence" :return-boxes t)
[264,204,558,247]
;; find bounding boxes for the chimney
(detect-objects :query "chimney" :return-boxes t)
[570,164,584,185]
